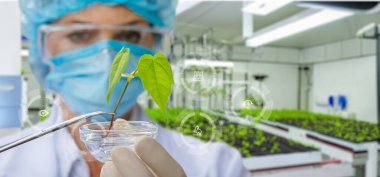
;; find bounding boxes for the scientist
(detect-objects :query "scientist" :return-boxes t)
[0,0,250,177]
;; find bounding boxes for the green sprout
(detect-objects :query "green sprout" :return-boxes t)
[144,108,322,157]
[240,109,380,143]
[106,48,174,129]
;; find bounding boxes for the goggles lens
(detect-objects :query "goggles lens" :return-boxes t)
[39,24,167,59]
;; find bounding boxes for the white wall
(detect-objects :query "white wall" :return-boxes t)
[0,1,21,75]
[231,38,378,119]
[230,46,300,110]
[172,37,378,122]
[232,45,300,63]
[232,62,299,110]
[299,38,377,123]
[171,60,299,110]
[300,38,376,63]
[312,56,377,123]
[171,43,301,110]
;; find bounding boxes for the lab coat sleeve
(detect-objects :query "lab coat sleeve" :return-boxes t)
[0,149,15,176]
[210,143,251,177]
[0,129,31,174]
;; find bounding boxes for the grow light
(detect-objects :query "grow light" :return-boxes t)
[242,0,293,16]
[183,59,234,68]
[246,9,352,48]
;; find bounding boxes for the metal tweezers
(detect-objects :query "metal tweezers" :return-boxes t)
[0,111,114,153]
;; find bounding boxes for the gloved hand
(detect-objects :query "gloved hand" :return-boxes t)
[100,136,187,177]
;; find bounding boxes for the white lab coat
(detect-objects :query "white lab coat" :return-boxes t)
[0,104,250,177]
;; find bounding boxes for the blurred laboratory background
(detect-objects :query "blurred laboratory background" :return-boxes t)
[1,1,380,177]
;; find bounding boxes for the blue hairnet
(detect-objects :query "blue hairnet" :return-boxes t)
[19,0,177,85]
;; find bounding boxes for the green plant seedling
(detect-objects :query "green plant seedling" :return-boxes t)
[106,48,174,130]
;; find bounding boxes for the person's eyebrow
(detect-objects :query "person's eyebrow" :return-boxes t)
[122,20,150,26]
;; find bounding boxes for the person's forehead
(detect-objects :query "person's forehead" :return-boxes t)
[53,4,149,25]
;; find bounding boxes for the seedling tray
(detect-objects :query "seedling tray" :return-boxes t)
[240,109,380,143]
[145,108,319,158]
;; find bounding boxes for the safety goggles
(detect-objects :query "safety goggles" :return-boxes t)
[38,23,168,61]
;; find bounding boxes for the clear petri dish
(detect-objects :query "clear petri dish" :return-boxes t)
[79,121,158,163]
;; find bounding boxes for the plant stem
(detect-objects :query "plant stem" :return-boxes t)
[108,78,131,130]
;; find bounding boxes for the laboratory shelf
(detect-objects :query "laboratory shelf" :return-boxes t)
[250,162,355,177]
[144,108,323,171]
[256,119,379,177]
[261,120,378,153]
[243,150,322,171]
[236,109,380,177]
[240,109,380,143]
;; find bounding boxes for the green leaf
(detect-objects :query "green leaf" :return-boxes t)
[106,48,130,104]
[137,53,174,111]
